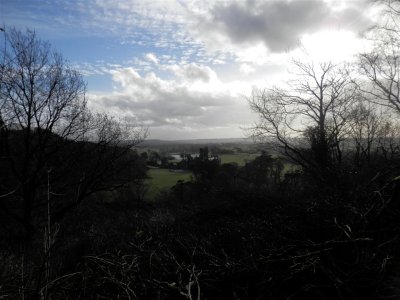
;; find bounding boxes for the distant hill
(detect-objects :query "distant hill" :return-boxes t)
[139,138,252,146]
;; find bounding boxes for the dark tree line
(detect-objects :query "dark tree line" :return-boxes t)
[0,28,147,241]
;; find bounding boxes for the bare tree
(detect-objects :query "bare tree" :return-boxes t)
[376,0,400,32]
[359,0,400,114]
[0,28,146,239]
[376,118,400,159]
[348,101,384,166]
[249,60,357,172]
[359,42,400,112]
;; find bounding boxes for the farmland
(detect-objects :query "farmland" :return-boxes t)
[219,153,259,166]
[145,152,261,200]
[146,168,192,200]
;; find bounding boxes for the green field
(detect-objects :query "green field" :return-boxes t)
[145,153,275,200]
[219,153,259,166]
[146,168,192,200]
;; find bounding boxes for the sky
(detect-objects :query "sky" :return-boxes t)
[0,0,381,140]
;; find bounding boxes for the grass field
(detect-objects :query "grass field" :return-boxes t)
[219,153,259,166]
[146,168,192,200]
[145,153,296,200]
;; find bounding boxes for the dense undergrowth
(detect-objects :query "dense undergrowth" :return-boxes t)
[1,154,400,299]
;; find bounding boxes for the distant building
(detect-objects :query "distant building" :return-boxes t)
[199,147,209,161]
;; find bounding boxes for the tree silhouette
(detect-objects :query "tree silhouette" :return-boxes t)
[249,60,357,174]
[0,28,146,239]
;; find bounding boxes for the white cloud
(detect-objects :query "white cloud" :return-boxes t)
[6,0,381,139]
[145,53,159,64]
[168,63,216,82]
[87,64,256,139]
[184,0,374,54]
[239,63,255,74]
[81,0,377,139]
[11,0,378,71]
[298,30,372,62]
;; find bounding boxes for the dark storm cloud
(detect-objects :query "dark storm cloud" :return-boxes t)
[205,0,373,52]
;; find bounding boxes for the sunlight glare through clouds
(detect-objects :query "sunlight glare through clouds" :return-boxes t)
[1,0,379,139]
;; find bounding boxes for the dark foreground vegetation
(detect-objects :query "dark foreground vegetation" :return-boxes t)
[1,145,400,299]
[2,2,400,298]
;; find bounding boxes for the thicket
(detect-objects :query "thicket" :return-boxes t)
[1,146,400,299]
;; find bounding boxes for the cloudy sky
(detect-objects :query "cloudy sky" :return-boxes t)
[0,0,380,139]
